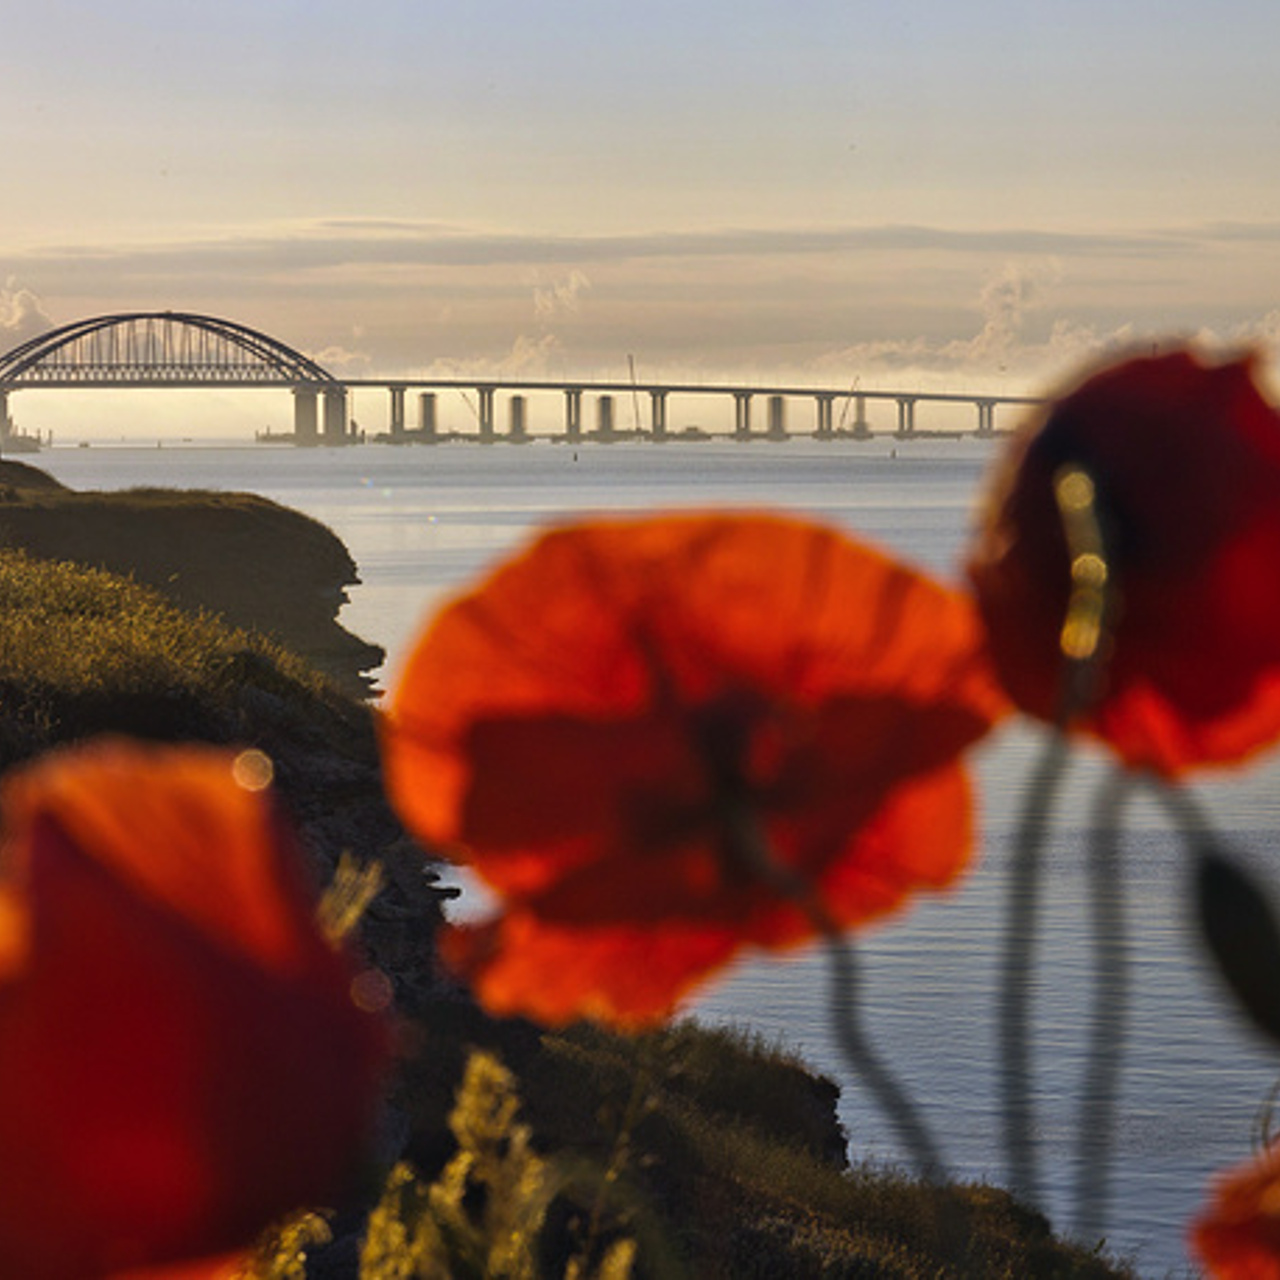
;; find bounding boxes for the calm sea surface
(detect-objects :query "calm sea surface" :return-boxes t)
[29,436,1280,1277]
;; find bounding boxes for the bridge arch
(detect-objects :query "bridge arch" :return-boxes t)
[0,311,337,387]
[0,312,351,446]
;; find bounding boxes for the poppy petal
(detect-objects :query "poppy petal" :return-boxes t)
[969,346,1280,774]
[1191,1146,1280,1279]
[385,513,1003,1027]
[0,739,391,1278]
[439,911,741,1029]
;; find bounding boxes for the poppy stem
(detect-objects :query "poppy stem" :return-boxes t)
[1000,726,1070,1210]
[1073,767,1132,1243]
[1150,778,1219,861]
[726,804,948,1181]
[821,928,950,1181]
[1000,461,1114,1210]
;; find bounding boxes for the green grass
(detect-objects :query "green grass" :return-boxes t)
[0,546,320,692]
[0,546,364,768]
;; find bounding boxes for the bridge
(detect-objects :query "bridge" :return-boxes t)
[0,311,1041,447]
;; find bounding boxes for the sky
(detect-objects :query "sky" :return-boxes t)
[3,0,1280,434]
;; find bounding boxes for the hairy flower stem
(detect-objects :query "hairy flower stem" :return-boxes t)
[1073,769,1132,1242]
[1001,463,1115,1211]
[726,803,949,1182]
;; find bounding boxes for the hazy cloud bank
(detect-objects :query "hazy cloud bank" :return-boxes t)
[5,219,1280,394]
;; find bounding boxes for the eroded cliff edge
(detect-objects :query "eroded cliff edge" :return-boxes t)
[0,458,383,698]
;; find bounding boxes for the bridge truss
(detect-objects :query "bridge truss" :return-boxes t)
[0,312,336,387]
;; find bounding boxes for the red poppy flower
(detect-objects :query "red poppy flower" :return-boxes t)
[0,738,392,1280]
[968,347,1280,775]
[382,513,1005,1027]
[1191,1145,1280,1279]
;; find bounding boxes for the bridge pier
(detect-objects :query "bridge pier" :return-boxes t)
[896,396,917,437]
[564,388,582,440]
[814,393,834,438]
[767,395,787,440]
[976,399,996,435]
[509,395,527,440]
[852,394,871,438]
[733,392,753,439]
[477,387,496,442]
[597,395,615,438]
[418,392,437,441]
[323,387,349,444]
[388,385,406,439]
[293,386,320,446]
[650,389,669,438]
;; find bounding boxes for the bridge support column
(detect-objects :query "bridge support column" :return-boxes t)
[650,389,669,438]
[477,387,496,442]
[564,388,582,440]
[0,388,9,440]
[976,399,995,435]
[389,385,406,439]
[323,387,349,444]
[853,394,871,439]
[767,395,787,440]
[293,386,320,446]
[418,393,437,441]
[814,393,834,438]
[597,395,615,438]
[896,396,916,437]
[509,395,527,440]
[734,392,753,439]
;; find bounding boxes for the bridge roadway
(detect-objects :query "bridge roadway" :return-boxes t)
[0,372,1042,447]
[327,378,1042,445]
[0,314,1043,445]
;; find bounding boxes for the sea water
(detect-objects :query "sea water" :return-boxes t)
[27,436,1280,1277]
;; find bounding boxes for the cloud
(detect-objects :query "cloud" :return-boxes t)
[957,260,1065,363]
[805,262,1147,390]
[533,270,591,321]
[502,333,563,374]
[0,281,53,344]
[423,333,565,380]
[0,218,1197,287]
[311,345,374,375]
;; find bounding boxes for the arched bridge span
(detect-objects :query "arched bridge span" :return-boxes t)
[0,311,336,386]
[0,311,348,444]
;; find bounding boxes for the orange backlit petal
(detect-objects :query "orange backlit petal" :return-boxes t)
[1,737,325,975]
[385,512,1004,1027]
[1192,1147,1280,1279]
[0,739,391,1278]
[440,911,741,1029]
[384,513,1005,857]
